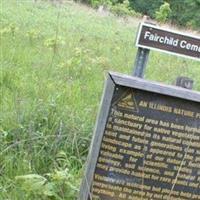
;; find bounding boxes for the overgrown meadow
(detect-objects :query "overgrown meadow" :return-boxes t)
[0,1,200,199]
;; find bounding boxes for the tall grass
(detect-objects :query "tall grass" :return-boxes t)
[0,0,199,199]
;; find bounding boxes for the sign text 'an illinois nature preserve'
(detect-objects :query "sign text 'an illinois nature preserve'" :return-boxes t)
[136,23,200,60]
[79,72,200,200]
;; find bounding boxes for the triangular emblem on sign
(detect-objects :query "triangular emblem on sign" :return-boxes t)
[113,92,139,113]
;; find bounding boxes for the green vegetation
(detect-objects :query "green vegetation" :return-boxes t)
[83,0,200,28]
[155,2,171,23]
[0,0,200,199]
[132,0,200,28]
[110,0,141,17]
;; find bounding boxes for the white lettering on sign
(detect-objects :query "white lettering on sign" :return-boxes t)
[136,23,200,60]
[143,31,200,53]
[180,40,200,52]
[144,31,179,47]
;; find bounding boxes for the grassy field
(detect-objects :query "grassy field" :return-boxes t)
[0,0,200,199]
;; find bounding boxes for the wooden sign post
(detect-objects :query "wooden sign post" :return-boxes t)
[176,77,194,90]
[79,23,200,200]
[132,47,149,78]
[133,22,200,78]
[79,72,200,200]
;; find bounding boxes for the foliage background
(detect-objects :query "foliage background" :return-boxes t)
[84,0,200,29]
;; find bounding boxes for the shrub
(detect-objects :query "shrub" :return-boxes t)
[155,2,171,23]
[111,0,141,17]
[89,0,112,8]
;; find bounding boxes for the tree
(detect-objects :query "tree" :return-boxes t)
[169,0,200,28]
[155,2,171,23]
[130,0,164,17]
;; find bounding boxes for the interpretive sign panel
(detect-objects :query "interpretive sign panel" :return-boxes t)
[136,23,200,60]
[79,72,200,200]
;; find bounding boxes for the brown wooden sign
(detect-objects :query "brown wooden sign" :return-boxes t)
[79,72,200,200]
[136,23,200,61]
